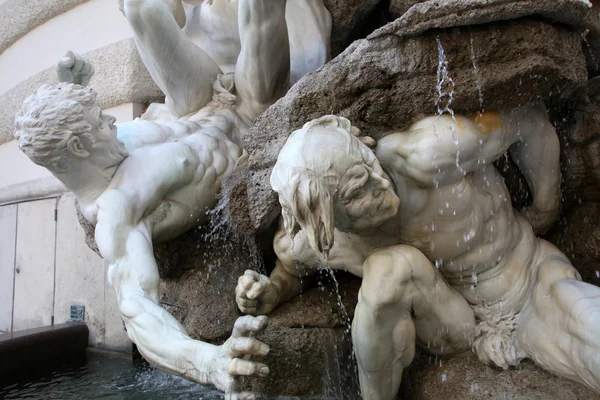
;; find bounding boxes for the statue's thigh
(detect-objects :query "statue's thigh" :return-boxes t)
[516,252,600,387]
[361,245,475,355]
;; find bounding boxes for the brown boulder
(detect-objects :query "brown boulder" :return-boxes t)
[227,13,588,235]
[322,0,383,56]
[404,351,600,399]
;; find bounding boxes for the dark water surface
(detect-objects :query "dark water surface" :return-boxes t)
[0,355,222,400]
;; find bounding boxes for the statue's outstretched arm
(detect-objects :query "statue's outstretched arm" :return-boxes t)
[234,0,290,122]
[95,190,271,398]
[507,103,561,233]
[122,0,222,117]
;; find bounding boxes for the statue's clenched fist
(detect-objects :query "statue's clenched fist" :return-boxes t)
[236,270,280,316]
[118,0,186,28]
[56,50,94,86]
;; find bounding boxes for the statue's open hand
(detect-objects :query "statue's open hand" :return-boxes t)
[236,270,279,316]
[211,315,270,400]
[57,50,94,87]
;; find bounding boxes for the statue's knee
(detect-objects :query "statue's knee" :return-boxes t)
[123,0,153,20]
[361,246,431,309]
[365,245,433,281]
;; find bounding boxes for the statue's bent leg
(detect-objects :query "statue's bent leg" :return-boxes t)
[352,245,475,400]
[123,0,223,117]
[516,239,600,393]
[285,0,331,86]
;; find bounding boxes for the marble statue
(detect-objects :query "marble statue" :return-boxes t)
[13,0,326,397]
[15,55,265,398]
[118,0,331,119]
[178,0,332,85]
[236,110,600,399]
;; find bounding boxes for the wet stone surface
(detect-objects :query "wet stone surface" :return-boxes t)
[403,351,600,400]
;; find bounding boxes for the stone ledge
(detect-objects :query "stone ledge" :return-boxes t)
[0,38,163,146]
[0,322,89,385]
[0,0,89,55]
[380,0,592,38]
[0,176,67,207]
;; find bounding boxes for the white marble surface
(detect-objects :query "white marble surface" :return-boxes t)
[239,110,600,399]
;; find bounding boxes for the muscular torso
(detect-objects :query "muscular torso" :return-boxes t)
[387,165,521,279]
[276,166,523,283]
[86,110,245,243]
[275,113,538,305]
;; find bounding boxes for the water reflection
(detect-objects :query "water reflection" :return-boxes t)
[0,355,325,399]
[0,356,218,400]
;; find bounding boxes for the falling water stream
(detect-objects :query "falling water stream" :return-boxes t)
[469,35,485,110]
[435,36,464,178]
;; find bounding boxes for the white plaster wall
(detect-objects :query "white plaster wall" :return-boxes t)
[0,204,17,333]
[103,280,132,352]
[54,194,106,347]
[0,141,52,188]
[0,0,133,95]
[13,198,57,331]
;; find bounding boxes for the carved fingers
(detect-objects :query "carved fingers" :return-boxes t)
[224,389,257,400]
[212,315,270,399]
[236,270,279,315]
[226,316,269,376]
[231,314,268,337]
[56,50,94,86]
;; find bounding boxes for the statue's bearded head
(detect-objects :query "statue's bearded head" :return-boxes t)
[14,83,128,175]
[271,115,400,257]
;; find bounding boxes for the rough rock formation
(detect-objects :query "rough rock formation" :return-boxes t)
[322,0,383,56]
[403,352,600,399]
[74,0,600,397]
[548,76,600,285]
[226,0,590,234]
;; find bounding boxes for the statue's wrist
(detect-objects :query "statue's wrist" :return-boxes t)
[270,279,284,306]
[183,339,219,385]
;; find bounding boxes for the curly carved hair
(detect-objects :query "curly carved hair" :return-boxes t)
[14,83,100,172]
[270,115,377,256]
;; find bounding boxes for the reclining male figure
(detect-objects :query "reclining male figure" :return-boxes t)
[14,0,296,398]
[236,110,600,399]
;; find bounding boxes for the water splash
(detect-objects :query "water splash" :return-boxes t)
[582,29,598,71]
[201,196,266,289]
[469,35,484,109]
[319,256,359,398]
[435,36,465,177]
[435,36,456,117]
